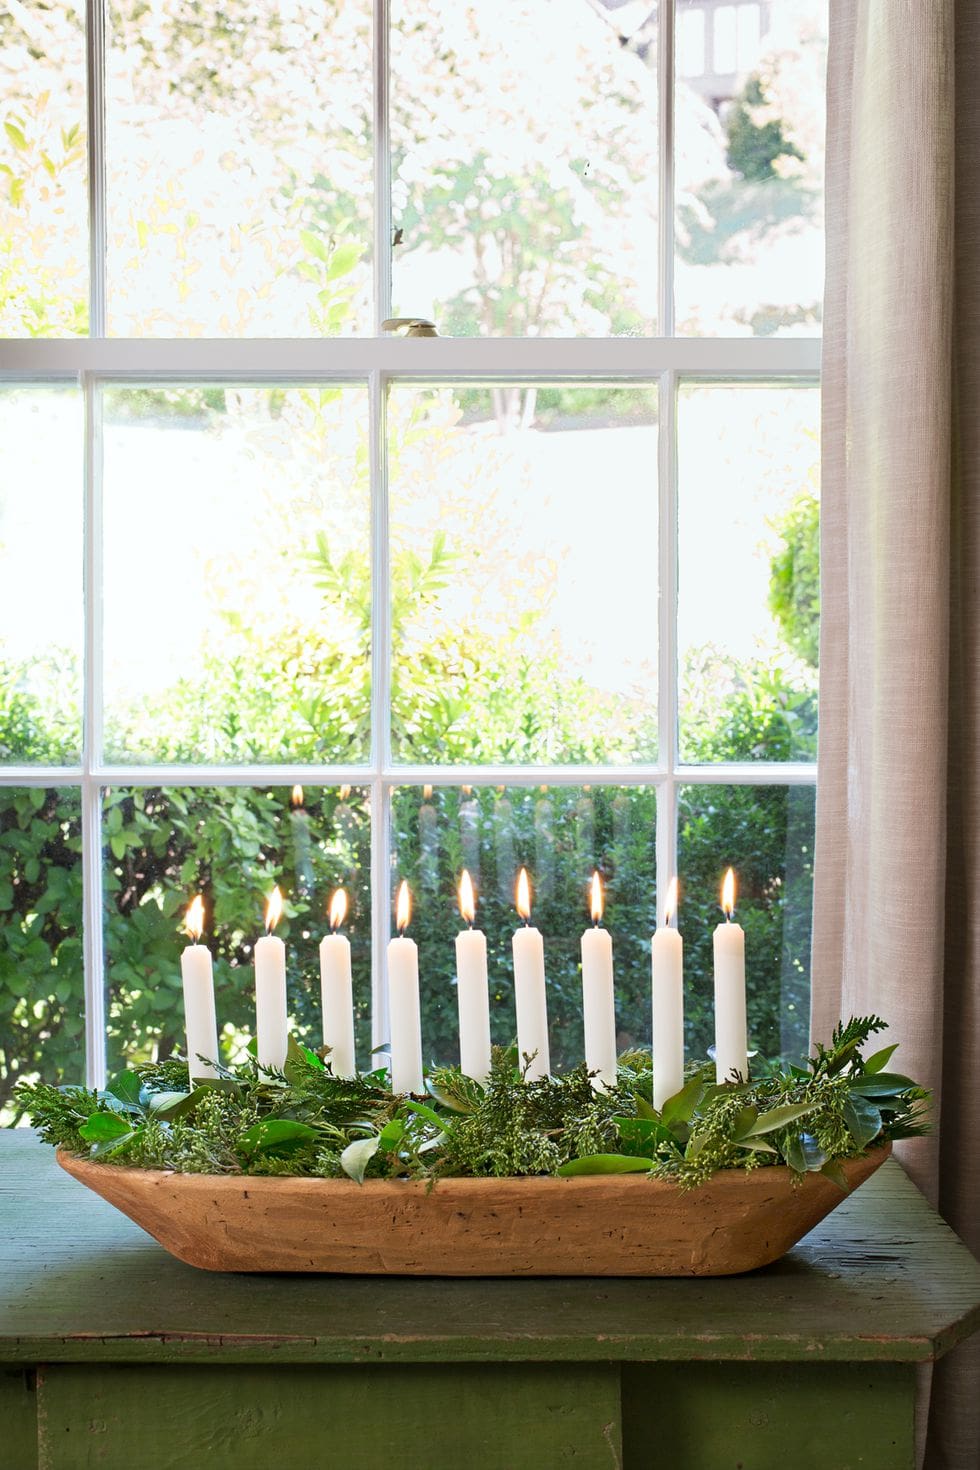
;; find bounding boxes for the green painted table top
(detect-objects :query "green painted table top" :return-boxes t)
[2,1131,978,1368]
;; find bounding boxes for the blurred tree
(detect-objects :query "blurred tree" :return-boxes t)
[768,487,820,668]
[725,74,805,183]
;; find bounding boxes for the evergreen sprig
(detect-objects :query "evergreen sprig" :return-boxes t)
[16,1018,928,1191]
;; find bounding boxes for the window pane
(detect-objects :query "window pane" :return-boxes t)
[391,783,657,1071]
[675,0,828,336]
[0,788,83,1122]
[104,784,371,1076]
[388,384,658,763]
[0,2,88,336]
[0,387,83,763]
[102,385,370,763]
[391,0,658,336]
[677,383,819,762]
[678,782,815,1065]
[106,1,372,336]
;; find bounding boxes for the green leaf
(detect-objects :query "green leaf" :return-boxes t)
[736,1138,778,1154]
[731,1105,759,1141]
[615,1116,675,1157]
[283,1033,313,1085]
[89,1131,136,1159]
[377,1118,405,1152]
[849,1073,916,1097]
[340,1135,380,1183]
[79,1111,133,1143]
[843,1094,882,1149]
[4,121,27,151]
[556,1154,653,1176]
[402,1099,444,1130]
[862,1043,899,1075]
[743,1103,815,1137]
[146,1090,202,1122]
[299,228,331,263]
[659,1075,706,1126]
[238,1119,317,1157]
[821,1159,850,1192]
[325,241,363,280]
[104,1070,143,1110]
[633,1092,658,1120]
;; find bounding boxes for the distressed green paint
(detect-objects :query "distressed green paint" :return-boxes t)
[0,1368,37,1468]
[622,1363,915,1470]
[36,1363,623,1470]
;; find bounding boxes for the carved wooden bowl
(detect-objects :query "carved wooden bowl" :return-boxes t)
[57,1143,890,1276]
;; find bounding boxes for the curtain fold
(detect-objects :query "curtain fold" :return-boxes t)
[812,3,979,1466]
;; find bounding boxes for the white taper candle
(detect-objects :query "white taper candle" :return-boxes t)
[512,868,550,1080]
[651,877,684,1110]
[319,888,356,1078]
[713,867,748,1084]
[180,895,219,1081]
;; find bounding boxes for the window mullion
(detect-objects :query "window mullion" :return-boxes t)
[369,369,392,1058]
[85,0,108,337]
[658,0,675,337]
[373,0,392,331]
[82,373,106,1089]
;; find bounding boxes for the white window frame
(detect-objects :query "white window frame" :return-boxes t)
[0,1,819,1089]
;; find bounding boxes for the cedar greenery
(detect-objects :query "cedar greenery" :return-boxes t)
[17,1016,928,1191]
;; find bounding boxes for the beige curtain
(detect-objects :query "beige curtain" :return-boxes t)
[812,3,979,1466]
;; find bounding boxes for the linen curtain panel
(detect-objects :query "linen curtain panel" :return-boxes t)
[811,2,979,1466]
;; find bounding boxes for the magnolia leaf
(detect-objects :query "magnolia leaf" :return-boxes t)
[659,1075,706,1126]
[238,1119,317,1157]
[89,1130,136,1159]
[731,1105,759,1141]
[633,1092,658,1120]
[80,1111,133,1142]
[849,1072,916,1097]
[556,1154,652,1176]
[340,1135,380,1183]
[146,1089,204,1121]
[744,1103,815,1137]
[736,1138,778,1154]
[862,1043,899,1076]
[843,1094,882,1149]
[615,1116,675,1157]
[284,1034,314,1085]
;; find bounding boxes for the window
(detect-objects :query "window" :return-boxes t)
[0,1,826,1113]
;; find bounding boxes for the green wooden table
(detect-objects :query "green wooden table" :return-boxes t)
[2,1132,978,1470]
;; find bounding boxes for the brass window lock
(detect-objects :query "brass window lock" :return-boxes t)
[381,318,438,337]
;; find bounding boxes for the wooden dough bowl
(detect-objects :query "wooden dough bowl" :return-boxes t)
[57,1143,890,1277]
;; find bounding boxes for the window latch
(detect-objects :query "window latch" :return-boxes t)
[381,317,438,338]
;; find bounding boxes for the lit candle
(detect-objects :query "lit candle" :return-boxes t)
[180,894,220,1081]
[581,871,617,1091]
[388,880,423,1094]
[255,885,288,1072]
[455,869,491,1084]
[512,868,550,1080]
[713,867,748,1084]
[319,888,355,1078]
[652,876,684,1110]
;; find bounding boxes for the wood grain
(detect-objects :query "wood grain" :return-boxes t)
[2,1132,978,1368]
[54,1145,892,1277]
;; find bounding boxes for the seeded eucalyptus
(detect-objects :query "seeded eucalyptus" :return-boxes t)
[17,1016,927,1190]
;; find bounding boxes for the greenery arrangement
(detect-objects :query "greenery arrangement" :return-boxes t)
[18,1017,927,1191]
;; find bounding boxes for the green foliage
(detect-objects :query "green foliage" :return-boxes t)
[17,1018,928,1187]
[769,488,820,668]
[726,75,806,184]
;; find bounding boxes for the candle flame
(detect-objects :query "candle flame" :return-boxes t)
[338,785,351,802]
[458,869,476,925]
[590,870,603,925]
[265,885,284,934]
[291,784,304,808]
[721,867,736,920]
[663,876,679,927]
[423,784,433,801]
[396,879,412,935]
[516,867,532,922]
[185,894,205,943]
[329,888,347,931]
[461,784,473,796]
